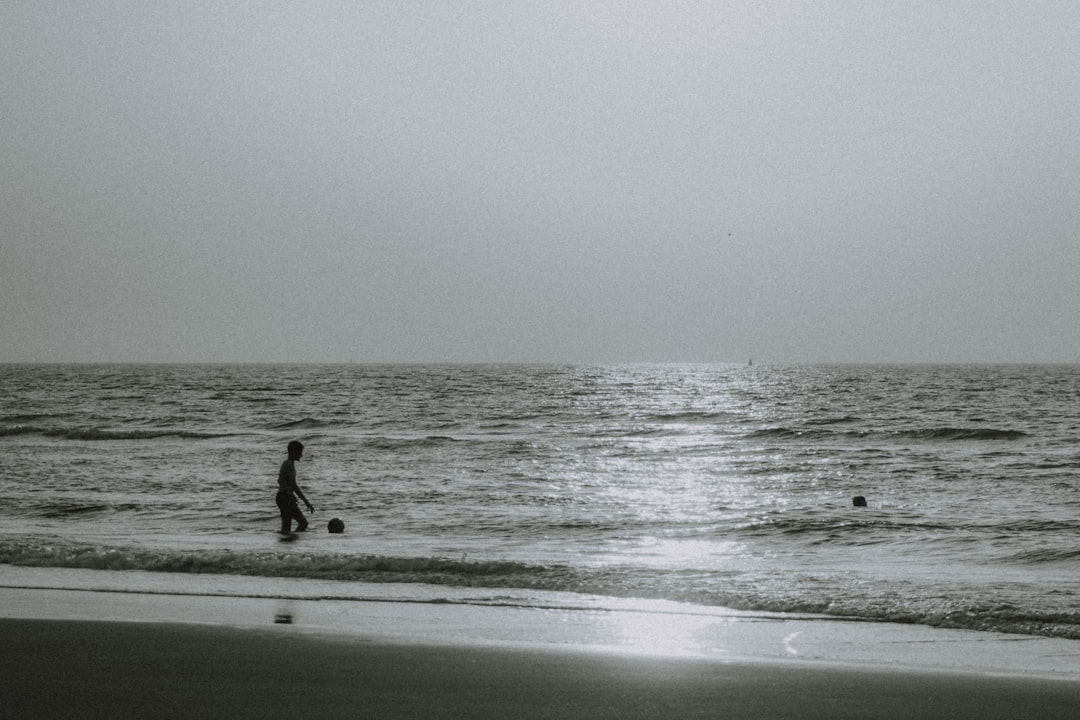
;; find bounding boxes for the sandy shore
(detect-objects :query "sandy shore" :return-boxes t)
[2,575,1079,719]
[3,617,1080,720]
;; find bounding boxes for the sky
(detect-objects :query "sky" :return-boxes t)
[2,1,1078,364]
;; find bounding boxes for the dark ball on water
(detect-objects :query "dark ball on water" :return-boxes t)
[852,496,867,507]
[327,517,345,534]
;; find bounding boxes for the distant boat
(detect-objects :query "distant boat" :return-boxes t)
[748,357,753,366]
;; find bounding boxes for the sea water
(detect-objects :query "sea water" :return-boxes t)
[1,363,1078,638]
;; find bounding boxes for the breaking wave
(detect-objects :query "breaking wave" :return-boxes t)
[2,539,1078,640]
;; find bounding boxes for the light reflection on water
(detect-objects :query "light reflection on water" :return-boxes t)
[608,537,748,571]
[603,606,725,658]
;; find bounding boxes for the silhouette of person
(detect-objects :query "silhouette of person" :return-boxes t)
[276,440,314,534]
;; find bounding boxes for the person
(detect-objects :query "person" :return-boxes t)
[276,440,314,534]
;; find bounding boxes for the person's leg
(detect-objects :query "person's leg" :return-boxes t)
[293,506,308,532]
[276,492,292,534]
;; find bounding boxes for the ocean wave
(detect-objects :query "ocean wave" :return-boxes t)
[744,427,817,439]
[0,426,241,441]
[0,425,42,438]
[804,415,862,425]
[0,540,558,587]
[32,504,113,519]
[645,411,736,423]
[3,540,1078,640]
[991,519,1080,533]
[734,516,1080,548]
[29,502,145,519]
[894,427,1028,441]
[744,426,1028,442]
[270,418,336,429]
[0,413,61,425]
[823,600,1080,640]
[735,516,953,540]
[1001,547,1080,564]
[363,435,463,450]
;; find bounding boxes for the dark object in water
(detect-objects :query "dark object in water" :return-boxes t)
[853,496,867,507]
[327,517,345,534]
[273,613,293,624]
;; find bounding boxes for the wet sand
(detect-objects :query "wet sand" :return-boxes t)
[3,618,1080,720]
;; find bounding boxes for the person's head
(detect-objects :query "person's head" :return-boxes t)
[287,440,304,460]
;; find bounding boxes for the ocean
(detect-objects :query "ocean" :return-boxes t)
[2,363,1078,639]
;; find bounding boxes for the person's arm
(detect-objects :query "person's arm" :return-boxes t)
[283,459,314,512]
[294,484,314,513]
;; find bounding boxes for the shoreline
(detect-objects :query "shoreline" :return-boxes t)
[3,572,1080,676]
[2,576,1080,719]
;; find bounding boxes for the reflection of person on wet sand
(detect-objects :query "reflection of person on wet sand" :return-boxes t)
[276,440,314,534]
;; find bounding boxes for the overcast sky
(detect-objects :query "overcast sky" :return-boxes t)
[3,1,1078,364]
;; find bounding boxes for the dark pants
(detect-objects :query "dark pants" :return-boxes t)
[276,491,308,533]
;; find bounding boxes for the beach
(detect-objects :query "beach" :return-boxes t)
[3,578,1079,719]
